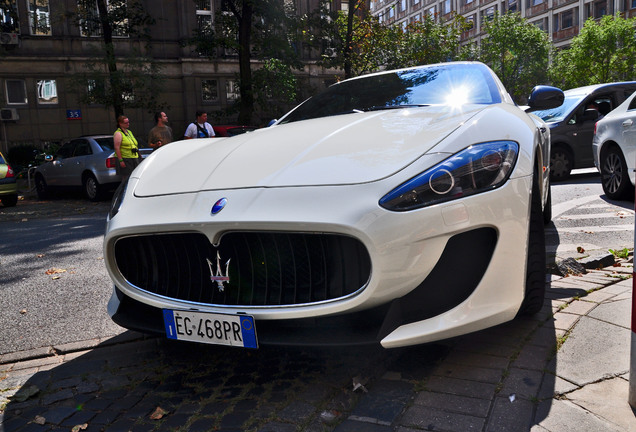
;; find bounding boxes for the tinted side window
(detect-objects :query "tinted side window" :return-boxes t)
[56,142,75,159]
[628,96,636,111]
[73,140,92,157]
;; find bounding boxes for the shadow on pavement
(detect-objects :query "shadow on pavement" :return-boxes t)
[1,298,567,432]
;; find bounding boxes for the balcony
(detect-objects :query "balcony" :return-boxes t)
[553,25,579,41]
[460,1,478,13]
[526,2,548,17]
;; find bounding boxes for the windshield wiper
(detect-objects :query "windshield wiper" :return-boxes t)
[362,104,430,112]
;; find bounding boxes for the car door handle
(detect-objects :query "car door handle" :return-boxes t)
[623,119,633,127]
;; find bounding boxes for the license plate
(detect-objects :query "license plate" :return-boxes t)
[163,309,257,349]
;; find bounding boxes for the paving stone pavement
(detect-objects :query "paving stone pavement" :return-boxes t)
[1,263,635,431]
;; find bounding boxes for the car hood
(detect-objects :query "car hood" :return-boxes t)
[134,106,484,197]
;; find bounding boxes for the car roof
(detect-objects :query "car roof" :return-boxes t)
[564,82,636,96]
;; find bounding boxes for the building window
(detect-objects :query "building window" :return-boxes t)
[226,80,239,101]
[196,0,214,34]
[531,0,544,6]
[594,0,608,17]
[465,0,474,5]
[0,0,19,33]
[532,18,547,31]
[443,0,452,14]
[29,0,51,35]
[341,1,349,11]
[5,79,27,104]
[561,9,574,29]
[507,0,518,13]
[481,6,496,25]
[37,79,57,104]
[631,0,636,9]
[87,79,105,104]
[79,0,129,38]
[427,6,435,17]
[202,79,218,102]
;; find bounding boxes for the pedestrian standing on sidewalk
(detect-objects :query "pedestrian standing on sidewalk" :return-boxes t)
[114,115,141,181]
[148,111,173,150]
[184,110,215,139]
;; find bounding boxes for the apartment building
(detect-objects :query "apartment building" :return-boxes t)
[0,0,343,153]
[370,0,636,48]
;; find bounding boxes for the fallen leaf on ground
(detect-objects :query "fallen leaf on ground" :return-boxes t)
[19,308,27,314]
[71,424,88,432]
[33,415,46,425]
[150,407,169,420]
[45,268,66,275]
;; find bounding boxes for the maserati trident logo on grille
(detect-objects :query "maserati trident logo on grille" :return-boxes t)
[207,251,231,292]
[211,198,227,215]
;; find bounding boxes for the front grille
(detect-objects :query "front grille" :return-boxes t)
[114,232,371,307]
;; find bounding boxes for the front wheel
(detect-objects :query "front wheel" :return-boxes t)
[83,174,103,201]
[550,146,572,182]
[517,169,546,316]
[600,146,633,200]
[35,174,49,200]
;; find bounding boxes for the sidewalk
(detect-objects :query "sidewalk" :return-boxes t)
[1,261,635,431]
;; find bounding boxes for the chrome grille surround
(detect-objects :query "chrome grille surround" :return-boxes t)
[113,231,372,308]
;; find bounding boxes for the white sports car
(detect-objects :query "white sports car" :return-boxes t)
[103,62,563,349]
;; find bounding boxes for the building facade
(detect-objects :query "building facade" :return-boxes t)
[370,0,636,48]
[0,0,344,154]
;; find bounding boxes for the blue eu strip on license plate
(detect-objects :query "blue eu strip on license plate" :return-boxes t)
[163,309,257,349]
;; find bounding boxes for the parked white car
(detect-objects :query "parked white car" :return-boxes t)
[593,91,636,200]
[103,62,563,349]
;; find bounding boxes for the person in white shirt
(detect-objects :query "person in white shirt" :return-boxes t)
[184,111,216,139]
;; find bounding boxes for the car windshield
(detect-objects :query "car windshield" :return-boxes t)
[279,63,502,124]
[95,137,114,152]
[532,91,587,123]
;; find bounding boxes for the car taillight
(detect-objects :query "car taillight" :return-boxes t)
[6,164,14,178]
[593,122,598,135]
[106,157,117,168]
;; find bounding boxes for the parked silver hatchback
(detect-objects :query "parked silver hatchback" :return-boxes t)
[34,135,150,201]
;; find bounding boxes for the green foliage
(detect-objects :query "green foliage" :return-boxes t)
[252,59,297,121]
[549,15,636,89]
[609,248,631,259]
[70,0,162,117]
[385,15,470,70]
[478,13,551,103]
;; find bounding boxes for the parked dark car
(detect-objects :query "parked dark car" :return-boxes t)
[34,135,151,201]
[532,82,636,181]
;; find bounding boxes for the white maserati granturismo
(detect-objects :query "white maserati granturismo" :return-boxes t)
[103,62,564,349]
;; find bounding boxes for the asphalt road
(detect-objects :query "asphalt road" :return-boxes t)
[0,198,124,355]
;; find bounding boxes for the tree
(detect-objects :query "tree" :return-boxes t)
[70,0,163,118]
[192,0,300,125]
[384,14,469,70]
[478,13,551,103]
[252,58,297,121]
[549,15,636,89]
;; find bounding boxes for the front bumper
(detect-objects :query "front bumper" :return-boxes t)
[104,174,532,348]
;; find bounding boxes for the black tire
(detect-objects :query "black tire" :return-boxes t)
[543,184,552,225]
[35,174,49,200]
[83,173,103,201]
[549,146,572,182]
[600,146,634,200]
[517,170,546,316]
[1,194,18,207]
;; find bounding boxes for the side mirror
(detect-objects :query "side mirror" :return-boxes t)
[526,86,564,112]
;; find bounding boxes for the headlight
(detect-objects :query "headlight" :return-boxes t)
[108,179,128,219]
[380,141,519,211]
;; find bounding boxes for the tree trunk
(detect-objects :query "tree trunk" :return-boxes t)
[237,0,254,125]
[96,0,123,118]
